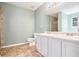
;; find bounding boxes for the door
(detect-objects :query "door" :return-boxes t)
[48,37,62,57]
[50,16,58,31]
[36,36,48,56]
[40,36,48,56]
[36,35,42,53]
[62,40,79,57]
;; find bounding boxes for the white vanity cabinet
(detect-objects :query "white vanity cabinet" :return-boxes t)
[36,36,42,53]
[40,36,48,56]
[36,35,62,57]
[62,40,79,57]
[48,37,62,57]
[36,35,79,57]
[36,35,48,56]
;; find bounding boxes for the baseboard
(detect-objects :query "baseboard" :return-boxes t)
[1,42,28,48]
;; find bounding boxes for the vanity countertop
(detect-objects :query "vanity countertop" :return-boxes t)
[35,32,79,42]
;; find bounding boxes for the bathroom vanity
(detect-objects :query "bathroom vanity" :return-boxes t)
[35,32,79,57]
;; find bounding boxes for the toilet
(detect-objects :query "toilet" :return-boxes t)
[26,38,36,46]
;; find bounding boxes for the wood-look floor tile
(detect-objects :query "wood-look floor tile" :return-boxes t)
[0,44,43,57]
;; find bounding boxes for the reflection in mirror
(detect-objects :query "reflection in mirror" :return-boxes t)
[46,2,79,33]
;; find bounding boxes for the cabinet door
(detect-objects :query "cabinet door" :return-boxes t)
[48,38,62,57]
[40,36,48,56]
[36,36,48,56]
[62,41,79,57]
[36,36,42,53]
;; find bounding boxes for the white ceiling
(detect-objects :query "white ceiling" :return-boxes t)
[7,2,44,11]
[6,2,79,17]
[62,4,79,14]
[46,2,79,17]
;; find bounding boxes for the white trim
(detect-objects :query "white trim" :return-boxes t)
[1,38,35,48]
[1,42,28,48]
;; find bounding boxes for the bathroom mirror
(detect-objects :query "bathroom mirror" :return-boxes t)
[47,2,79,33]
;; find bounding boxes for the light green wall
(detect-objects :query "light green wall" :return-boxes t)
[58,12,62,32]
[35,4,50,33]
[1,3,50,46]
[3,3,35,45]
[2,2,79,46]
[58,12,79,32]
[58,12,68,32]
[68,12,79,32]
[61,12,68,32]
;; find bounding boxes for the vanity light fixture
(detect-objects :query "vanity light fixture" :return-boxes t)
[47,2,63,8]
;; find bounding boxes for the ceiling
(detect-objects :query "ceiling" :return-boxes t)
[62,3,79,14]
[6,2,79,17]
[46,2,79,17]
[7,2,44,11]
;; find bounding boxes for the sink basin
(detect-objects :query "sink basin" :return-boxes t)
[66,33,79,36]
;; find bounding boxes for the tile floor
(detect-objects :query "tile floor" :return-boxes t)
[0,44,43,57]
